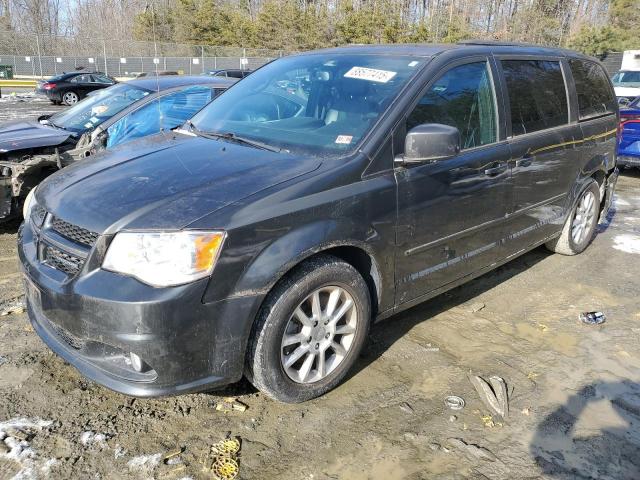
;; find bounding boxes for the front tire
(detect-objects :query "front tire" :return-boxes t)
[545,180,600,255]
[246,254,371,403]
[62,91,79,106]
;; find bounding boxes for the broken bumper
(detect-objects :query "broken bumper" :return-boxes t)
[18,222,263,397]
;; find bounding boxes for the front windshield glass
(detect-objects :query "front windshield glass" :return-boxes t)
[48,83,151,133]
[190,54,427,155]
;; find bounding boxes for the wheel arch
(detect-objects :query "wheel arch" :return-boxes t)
[259,242,382,318]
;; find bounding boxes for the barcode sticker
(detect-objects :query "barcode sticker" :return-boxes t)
[335,135,353,144]
[344,66,397,83]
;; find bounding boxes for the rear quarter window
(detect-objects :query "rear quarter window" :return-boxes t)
[569,59,617,120]
[502,59,569,136]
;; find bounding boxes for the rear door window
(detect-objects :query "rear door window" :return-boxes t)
[71,74,92,83]
[407,61,497,149]
[502,60,568,136]
[569,60,617,120]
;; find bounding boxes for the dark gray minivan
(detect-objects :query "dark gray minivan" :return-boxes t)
[19,42,619,402]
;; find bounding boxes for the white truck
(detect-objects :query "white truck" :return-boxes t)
[613,50,640,102]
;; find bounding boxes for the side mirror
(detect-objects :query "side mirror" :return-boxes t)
[397,123,461,165]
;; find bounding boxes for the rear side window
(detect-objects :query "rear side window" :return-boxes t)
[407,62,497,149]
[569,60,617,120]
[71,74,91,83]
[502,60,568,136]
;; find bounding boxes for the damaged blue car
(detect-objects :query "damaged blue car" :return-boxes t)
[0,76,235,221]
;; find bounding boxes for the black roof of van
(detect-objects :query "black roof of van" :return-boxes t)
[303,41,594,61]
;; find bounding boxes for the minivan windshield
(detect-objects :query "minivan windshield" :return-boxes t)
[189,54,426,155]
[47,83,151,134]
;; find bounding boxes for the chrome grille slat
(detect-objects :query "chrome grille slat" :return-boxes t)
[51,217,99,247]
[44,244,83,276]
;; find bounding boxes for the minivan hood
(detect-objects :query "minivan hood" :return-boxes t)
[37,133,321,232]
[0,120,72,153]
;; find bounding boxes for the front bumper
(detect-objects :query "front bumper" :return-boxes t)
[617,155,640,168]
[19,221,264,397]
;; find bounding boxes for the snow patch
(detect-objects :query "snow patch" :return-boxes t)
[0,417,56,480]
[127,452,162,472]
[80,431,107,448]
[613,234,640,254]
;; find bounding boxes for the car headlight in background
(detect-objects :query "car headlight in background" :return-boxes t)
[103,230,226,287]
[22,187,37,220]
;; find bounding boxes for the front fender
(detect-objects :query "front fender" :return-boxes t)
[230,219,381,300]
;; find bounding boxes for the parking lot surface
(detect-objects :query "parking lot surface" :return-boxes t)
[0,96,639,479]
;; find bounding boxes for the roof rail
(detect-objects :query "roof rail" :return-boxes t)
[458,39,544,48]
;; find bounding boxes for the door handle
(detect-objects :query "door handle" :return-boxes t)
[484,164,508,176]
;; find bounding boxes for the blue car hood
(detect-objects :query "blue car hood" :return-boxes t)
[37,132,321,233]
[0,120,72,153]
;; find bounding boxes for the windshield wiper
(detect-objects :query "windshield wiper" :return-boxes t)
[185,121,282,153]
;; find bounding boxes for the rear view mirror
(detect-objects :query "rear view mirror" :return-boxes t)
[397,123,461,165]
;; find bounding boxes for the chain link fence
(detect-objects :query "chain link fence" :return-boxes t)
[0,30,291,78]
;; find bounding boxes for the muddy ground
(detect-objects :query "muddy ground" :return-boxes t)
[1,96,640,479]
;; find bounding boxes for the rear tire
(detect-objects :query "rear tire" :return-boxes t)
[246,254,371,403]
[545,180,600,255]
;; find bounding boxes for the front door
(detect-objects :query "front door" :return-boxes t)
[395,59,512,305]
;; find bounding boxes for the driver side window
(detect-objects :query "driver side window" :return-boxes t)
[406,62,497,150]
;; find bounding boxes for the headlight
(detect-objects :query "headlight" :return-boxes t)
[22,188,37,220]
[102,230,225,287]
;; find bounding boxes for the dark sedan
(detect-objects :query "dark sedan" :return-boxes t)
[36,72,117,106]
[0,75,236,220]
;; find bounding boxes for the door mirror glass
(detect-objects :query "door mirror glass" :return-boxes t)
[402,123,460,163]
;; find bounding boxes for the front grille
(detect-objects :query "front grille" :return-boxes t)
[51,217,100,247]
[48,320,86,350]
[44,245,83,276]
[31,204,46,227]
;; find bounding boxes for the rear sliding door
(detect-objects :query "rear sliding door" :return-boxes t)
[496,56,583,255]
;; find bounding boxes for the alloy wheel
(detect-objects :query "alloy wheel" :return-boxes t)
[63,92,78,105]
[571,190,596,244]
[280,286,358,384]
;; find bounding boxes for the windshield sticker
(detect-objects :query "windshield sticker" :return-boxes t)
[408,61,419,67]
[89,116,99,124]
[84,122,93,129]
[335,135,353,144]
[344,66,397,83]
